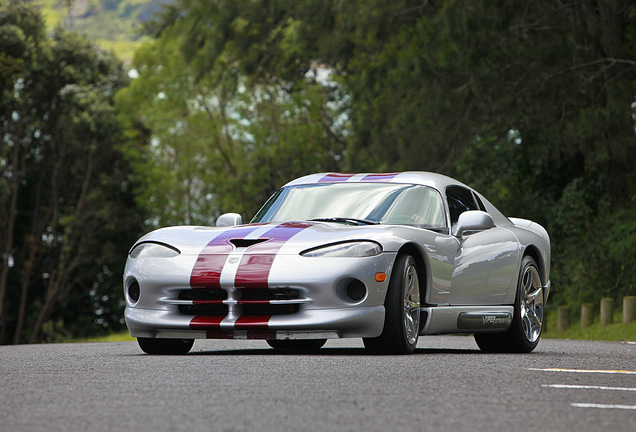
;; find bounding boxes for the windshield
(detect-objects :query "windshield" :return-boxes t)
[252,183,447,231]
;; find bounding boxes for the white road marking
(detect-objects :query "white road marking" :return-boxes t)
[543,384,636,392]
[529,368,636,375]
[536,368,636,412]
[571,403,636,410]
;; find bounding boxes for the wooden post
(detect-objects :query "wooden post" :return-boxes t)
[557,306,570,333]
[623,296,636,324]
[600,298,613,327]
[580,303,594,329]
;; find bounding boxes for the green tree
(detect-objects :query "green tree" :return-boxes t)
[0,2,144,344]
[117,8,347,223]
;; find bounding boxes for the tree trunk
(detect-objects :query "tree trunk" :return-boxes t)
[0,123,22,328]
[13,235,37,344]
[28,155,93,343]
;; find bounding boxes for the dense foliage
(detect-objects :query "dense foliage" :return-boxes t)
[0,2,144,343]
[115,31,346,224]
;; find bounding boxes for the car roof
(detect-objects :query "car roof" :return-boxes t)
[284,171,469,191]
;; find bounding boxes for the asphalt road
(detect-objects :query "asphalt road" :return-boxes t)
[1,336,634,432]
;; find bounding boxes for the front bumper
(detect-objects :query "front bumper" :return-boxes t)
[125,305,385,339]
[124,251,396,340]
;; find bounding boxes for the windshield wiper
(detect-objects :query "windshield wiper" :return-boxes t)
[309,217,379,226]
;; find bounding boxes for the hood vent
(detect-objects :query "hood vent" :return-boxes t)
[230,238,269,249]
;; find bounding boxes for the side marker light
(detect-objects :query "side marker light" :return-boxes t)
[375,273,386,282]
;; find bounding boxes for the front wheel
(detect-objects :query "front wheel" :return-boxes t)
[475,255,544,353]
[137,337,194,355]
[363,254,421,354]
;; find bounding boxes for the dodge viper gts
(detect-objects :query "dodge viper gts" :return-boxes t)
[124,172,550,355]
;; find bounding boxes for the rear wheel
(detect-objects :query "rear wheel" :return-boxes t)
[137,337,194,355]
[475,255,544,353]
[363,254,421,354]
[266,339,326,352]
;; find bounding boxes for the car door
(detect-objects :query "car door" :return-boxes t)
[445,186,520,305]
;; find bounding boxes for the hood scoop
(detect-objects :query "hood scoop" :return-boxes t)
[230,238,269,249]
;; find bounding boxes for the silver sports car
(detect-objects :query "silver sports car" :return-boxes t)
[124,172,550,355]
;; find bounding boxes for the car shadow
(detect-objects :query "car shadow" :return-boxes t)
[183,347,483,356]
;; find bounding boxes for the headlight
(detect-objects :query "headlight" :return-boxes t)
[129,242,180,259]
[301,241,382,258]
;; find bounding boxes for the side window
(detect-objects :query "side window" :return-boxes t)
[379,186,446,229]
[446,186,479,226]
[472,192,487,211]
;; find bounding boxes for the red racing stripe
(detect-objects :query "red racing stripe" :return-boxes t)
[234,222,313,289]
[234,315,271,328]
[318,173,355,182]
[190,315,224,329]
[361,172,402,181]
[190,226,262,289]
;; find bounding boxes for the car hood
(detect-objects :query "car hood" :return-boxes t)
[131,221,406,256]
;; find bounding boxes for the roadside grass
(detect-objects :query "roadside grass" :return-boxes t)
[543,309,636,342]
[73,332,135,343]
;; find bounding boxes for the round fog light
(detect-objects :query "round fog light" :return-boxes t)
[346,280,366,301]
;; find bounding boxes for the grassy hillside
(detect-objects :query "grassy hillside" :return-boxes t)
[34,0,170,61]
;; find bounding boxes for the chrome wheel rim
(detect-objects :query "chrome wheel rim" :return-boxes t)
[520,265,544,343]
[403,262,421,346]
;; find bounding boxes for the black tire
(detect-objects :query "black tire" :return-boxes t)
[475,255,544,353]
[266,339,326,352]
[137,337,194,355]
[363,254,421,355]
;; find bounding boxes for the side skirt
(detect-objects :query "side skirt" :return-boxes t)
[420,306,514,335]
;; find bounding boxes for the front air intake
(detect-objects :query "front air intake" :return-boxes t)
[178,289,228,316]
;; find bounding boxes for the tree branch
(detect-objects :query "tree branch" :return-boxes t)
[542,57,636,84]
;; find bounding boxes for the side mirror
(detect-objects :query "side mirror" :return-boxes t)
[216,213,242,227]
[453,210,494,237]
